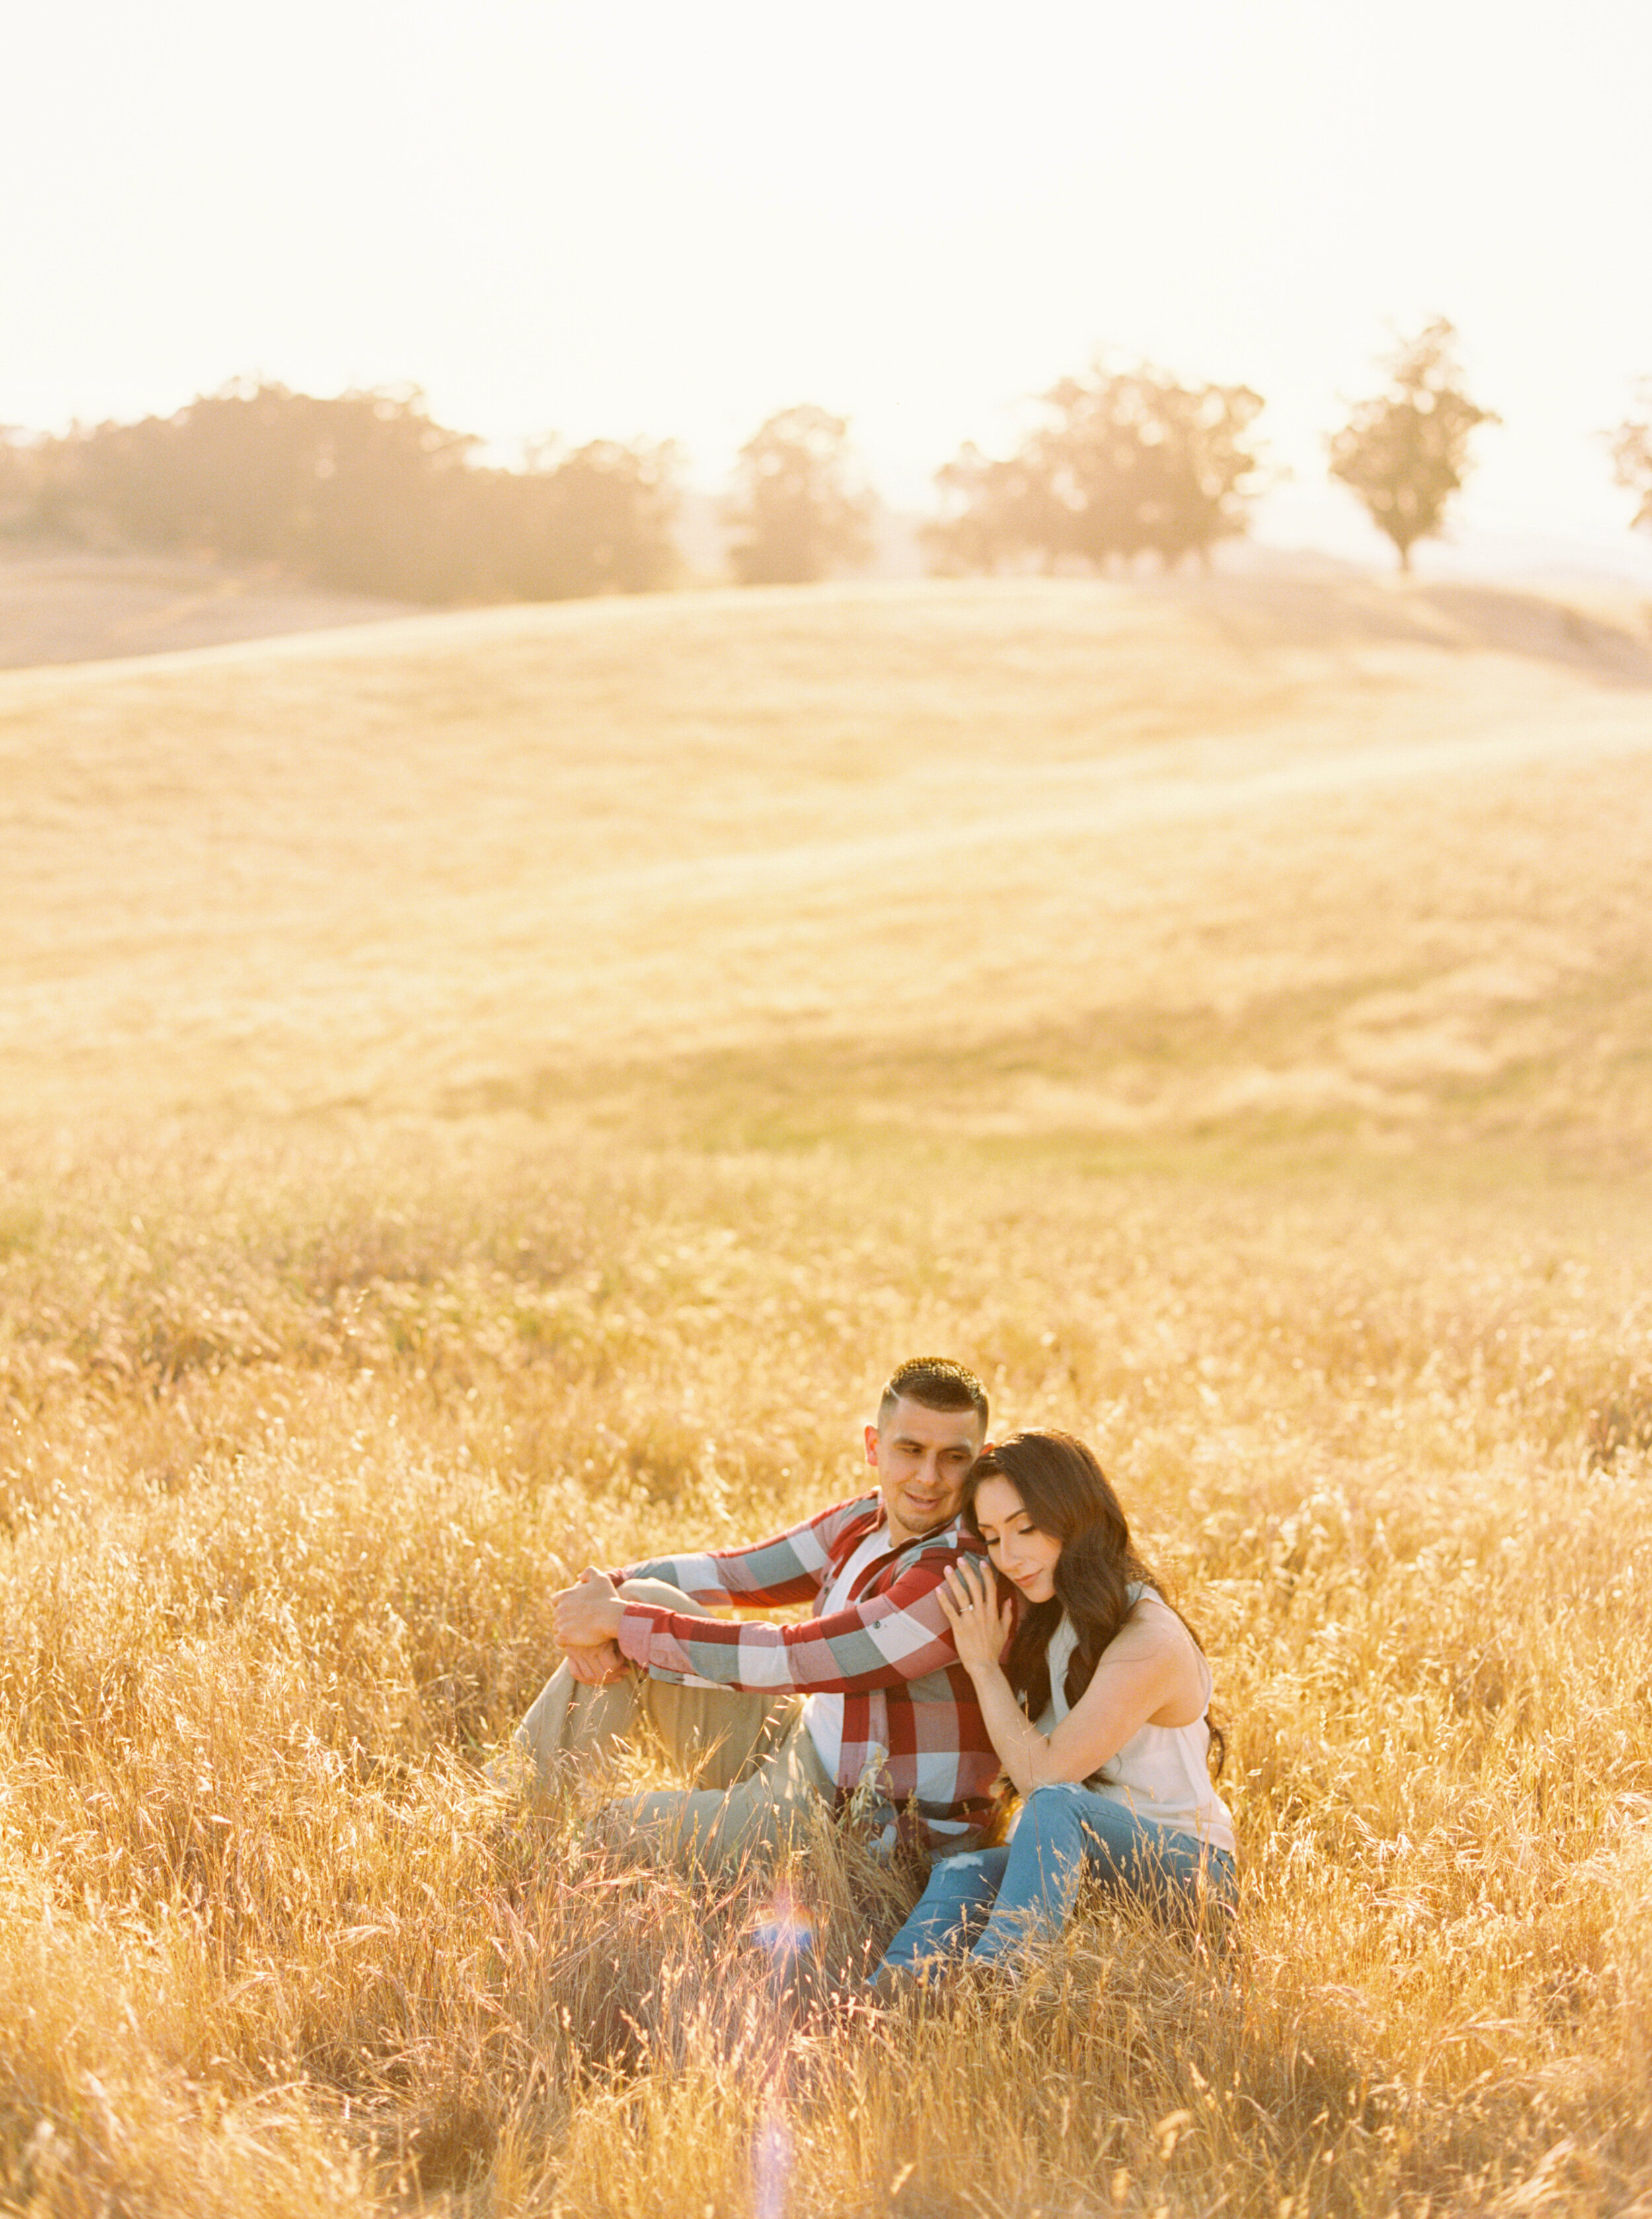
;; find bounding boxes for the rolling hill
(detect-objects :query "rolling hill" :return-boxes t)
[0,544,414,671]
[5,570,1651,1183]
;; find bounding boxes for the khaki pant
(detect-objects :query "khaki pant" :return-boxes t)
[497,1579,835,1867]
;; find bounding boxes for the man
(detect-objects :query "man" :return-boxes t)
[493,1357,1002,1865]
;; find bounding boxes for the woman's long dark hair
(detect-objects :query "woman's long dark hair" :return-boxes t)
[964,1429,1224,1776]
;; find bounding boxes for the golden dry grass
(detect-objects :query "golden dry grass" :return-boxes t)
[3,572,1651,2214]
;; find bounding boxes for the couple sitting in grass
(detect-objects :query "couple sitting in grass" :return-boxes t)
[492,1357,1234,1982]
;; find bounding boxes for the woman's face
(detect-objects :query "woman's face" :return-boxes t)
[973,1475,1063,1604]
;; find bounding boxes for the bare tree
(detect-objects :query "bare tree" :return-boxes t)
[724,405,876,585]
[1607,381,1652,535]
[1328,320,1497,571]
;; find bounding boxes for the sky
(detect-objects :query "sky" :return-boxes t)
[5,0,1651,574]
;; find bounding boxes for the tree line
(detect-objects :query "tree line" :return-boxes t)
[0,383,679,603]
[4,327,1651,604]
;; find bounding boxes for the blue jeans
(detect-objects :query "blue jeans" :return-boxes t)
[878,1782,1236,1975]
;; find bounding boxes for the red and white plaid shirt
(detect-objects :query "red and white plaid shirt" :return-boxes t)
[613,1493,1000,1845]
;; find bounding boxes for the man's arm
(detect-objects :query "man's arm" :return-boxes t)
[608,1553,968,1696]
[605,1497,868,1610]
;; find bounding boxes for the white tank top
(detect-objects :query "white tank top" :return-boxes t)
[1033,1588,1236,1858]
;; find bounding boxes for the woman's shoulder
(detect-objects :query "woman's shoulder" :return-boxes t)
[1121,1590,1213,1715]
[1117,1586,1193,1651]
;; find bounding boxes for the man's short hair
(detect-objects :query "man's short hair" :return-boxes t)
[878,1357,989,1432]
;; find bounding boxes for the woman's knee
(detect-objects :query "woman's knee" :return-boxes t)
[1018,1782,1092,1840]
[1006,1785,1111,1894]
[923,1847,1008,1904]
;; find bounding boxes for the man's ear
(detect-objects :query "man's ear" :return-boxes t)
[863,1423,880,1468]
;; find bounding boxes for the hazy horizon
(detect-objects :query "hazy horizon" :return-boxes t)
[7,0,1652,582]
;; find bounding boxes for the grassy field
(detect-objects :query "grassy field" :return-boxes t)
[3,572,1651,2215]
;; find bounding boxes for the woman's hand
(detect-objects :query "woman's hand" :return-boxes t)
[938,1555,1015,1673]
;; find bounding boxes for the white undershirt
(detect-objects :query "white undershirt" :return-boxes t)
[800,1526,891,1782]
[1034,1597,1236,1856]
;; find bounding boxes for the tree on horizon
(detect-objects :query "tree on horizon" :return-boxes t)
[1606,380,1652,536]
[926,359,1266,576]
[723,406,877,585]
[1328,320,1498,572]
[4,381,680,605]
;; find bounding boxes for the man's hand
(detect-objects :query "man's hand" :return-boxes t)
[554,1566,626,1653]
[564,1638,628,1686]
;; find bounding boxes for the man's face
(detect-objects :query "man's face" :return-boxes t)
[865,1396,985,1547]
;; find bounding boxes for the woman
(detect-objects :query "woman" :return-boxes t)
[877,1429,1235,1979]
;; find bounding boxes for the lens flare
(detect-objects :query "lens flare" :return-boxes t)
[749,1884,815,1973]
[746,1887,813,2218]
[753,2084,794,2219]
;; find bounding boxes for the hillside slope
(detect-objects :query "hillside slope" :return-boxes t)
[0,546,413,669]
[4,572,1651,1168]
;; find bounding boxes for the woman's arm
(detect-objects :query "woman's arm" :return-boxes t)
[940,1561,1207,1797]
